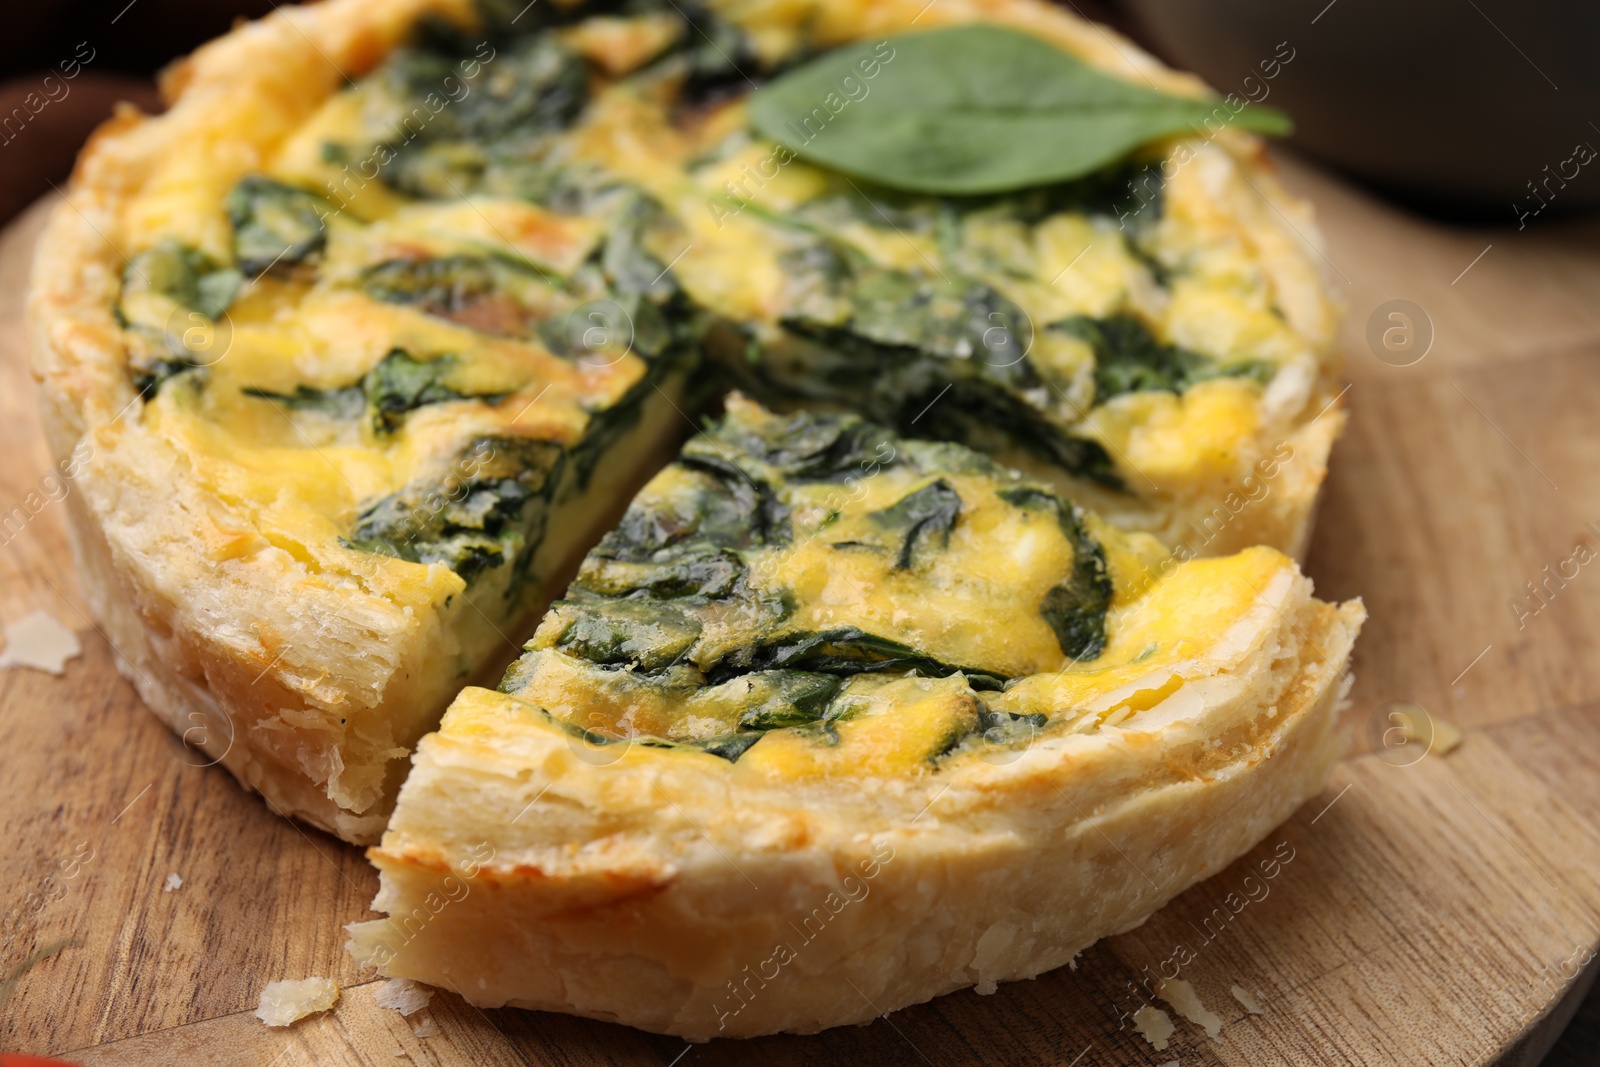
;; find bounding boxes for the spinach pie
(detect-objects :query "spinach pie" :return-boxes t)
[28,0,1361,1034]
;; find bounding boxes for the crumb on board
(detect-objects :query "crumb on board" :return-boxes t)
[1391,703,1464,757]
[1231,984,1265,1015]
[255,977,340,1027]
[1158,978,1222,1040]
[413,1017,439,1038]
[1133,1004,1175,1051]
[374,977,434,1017]
[1429,715,1464,755]
[163,873,183,893]
[0,610,81,675]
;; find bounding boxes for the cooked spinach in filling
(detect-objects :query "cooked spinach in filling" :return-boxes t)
[499,398,1109,767]
[704,155,1288,488]
[344,436,564,585]
[113,0,1299,605]
[117,241,243,397]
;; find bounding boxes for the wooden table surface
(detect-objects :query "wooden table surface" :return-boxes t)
[4,153,1600,1066]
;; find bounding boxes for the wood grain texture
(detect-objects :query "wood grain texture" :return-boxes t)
[2,149,1599,1065]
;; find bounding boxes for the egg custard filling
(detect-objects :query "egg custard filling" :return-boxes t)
[508,393,1114,771]
[494,395,1292,774]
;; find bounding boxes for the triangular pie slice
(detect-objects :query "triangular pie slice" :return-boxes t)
[347,396,1363,1037]
[30,0,1349,843]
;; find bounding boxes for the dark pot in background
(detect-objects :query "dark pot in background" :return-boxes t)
[1117,0,1600,222]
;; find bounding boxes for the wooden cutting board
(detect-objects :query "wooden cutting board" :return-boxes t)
[4,153,1600,1067]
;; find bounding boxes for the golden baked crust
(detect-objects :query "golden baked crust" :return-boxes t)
[28,0,1347,847]
[349,538,1363,1037]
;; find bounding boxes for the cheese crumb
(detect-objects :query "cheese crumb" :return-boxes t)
[413,1017,439,1038]
[1231,984,1265,1015]
[374,977,433,1017]
[1132,1005,1175,1051]
[255,977,340,1027]
[1158,978,1222,1039]
[163,873,183,892]
[0,611,81,675]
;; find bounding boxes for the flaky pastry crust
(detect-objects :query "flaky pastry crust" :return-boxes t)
[350,558,1363,1037]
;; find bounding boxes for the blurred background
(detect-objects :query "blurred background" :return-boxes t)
[0,0,272,223]
[4,0,1599,228]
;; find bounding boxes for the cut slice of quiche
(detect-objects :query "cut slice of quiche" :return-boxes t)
[31,0,719,840]
[348,396,1363,1037]
[29,0,1348,842]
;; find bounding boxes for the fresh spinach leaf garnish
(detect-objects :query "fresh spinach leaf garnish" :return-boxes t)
[747,24,1289,196]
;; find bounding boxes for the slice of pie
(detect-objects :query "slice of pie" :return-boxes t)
[29,0,1350,848]
[347,395,1363,1037]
